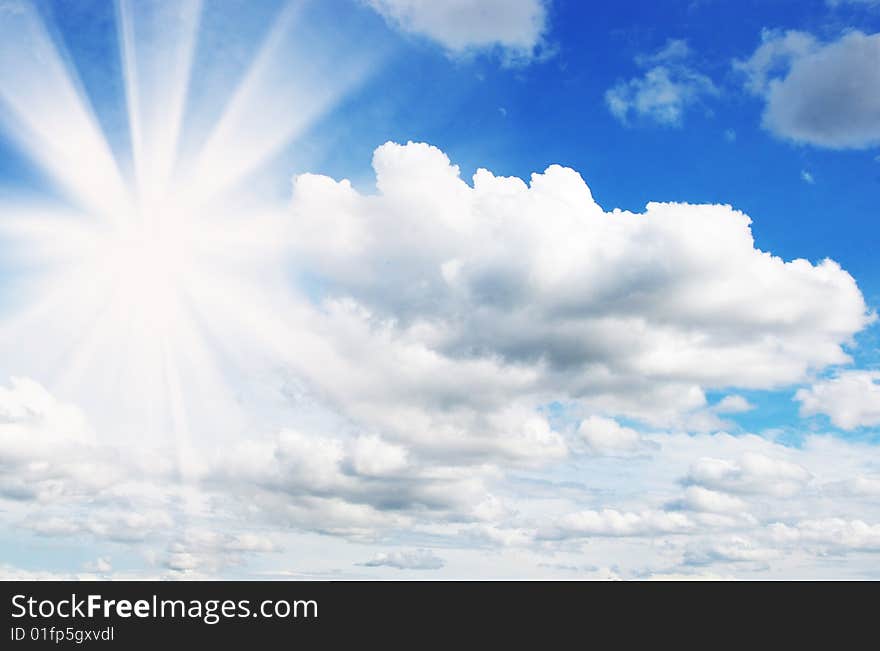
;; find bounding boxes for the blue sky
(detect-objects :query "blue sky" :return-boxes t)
[4,1,878,316]
[0,0,879,579]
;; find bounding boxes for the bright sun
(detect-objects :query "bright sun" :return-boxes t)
[103,205,200,332]
[0,0,370,458]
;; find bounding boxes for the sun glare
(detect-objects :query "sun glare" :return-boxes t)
[103,205,197,330]
[0,0,374,457]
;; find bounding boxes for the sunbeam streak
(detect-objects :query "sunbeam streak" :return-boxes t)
[188,1,377,204]
[0,2,131,221]
[117,0,202,205]
[0,0,379,462]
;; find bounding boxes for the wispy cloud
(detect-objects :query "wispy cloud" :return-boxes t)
[606,39,718,126]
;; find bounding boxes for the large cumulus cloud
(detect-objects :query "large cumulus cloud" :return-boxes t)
[288,141,870,432]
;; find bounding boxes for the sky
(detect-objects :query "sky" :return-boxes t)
[0,0,878,580]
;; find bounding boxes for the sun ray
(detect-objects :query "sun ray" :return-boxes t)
[0,1,385,465]
[187,0,377,204]
[116,0,202,207]
[0,4,131,221]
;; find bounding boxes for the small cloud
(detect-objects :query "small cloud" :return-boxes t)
[366,0,551,64]
[84,557,112,573]
[801,170,815,184]
[713,395,753,414]
[795,370,880,429]
[724,129,736,142]
[578,415,655,456]
[606,39,718,127]
[635,38,691,65]
[359,549,445,570]
[735,30,880,149]
[677,486,749,514]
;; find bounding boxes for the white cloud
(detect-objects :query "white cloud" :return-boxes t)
[637,38,693,65]
[163,530,278,574]
[685,453,811,497]
[2,141,879,579]
[735,30,817,95]
[543,508,695,539]
[679,486,748,514]
[6,378,880,577]
[25,510,175,542]
[683,536,780,565]
[360,548,445,569]
[578,416,648,456]
[713,395,753,414]
[0,378,283,574]
[800,170,815,184]
[212,428,512,539]
[736,30,880,148]
[349,435,409,477]
[795,371,880,429]
[365,0,549,61]
[464,523,534,547]
[769,518,880,552]
[826,476,880,497]
[83,557,112,573]
[289,141,870,434]
[0,377,93,447]
[606,39,718,126]
[0,377,146,502]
